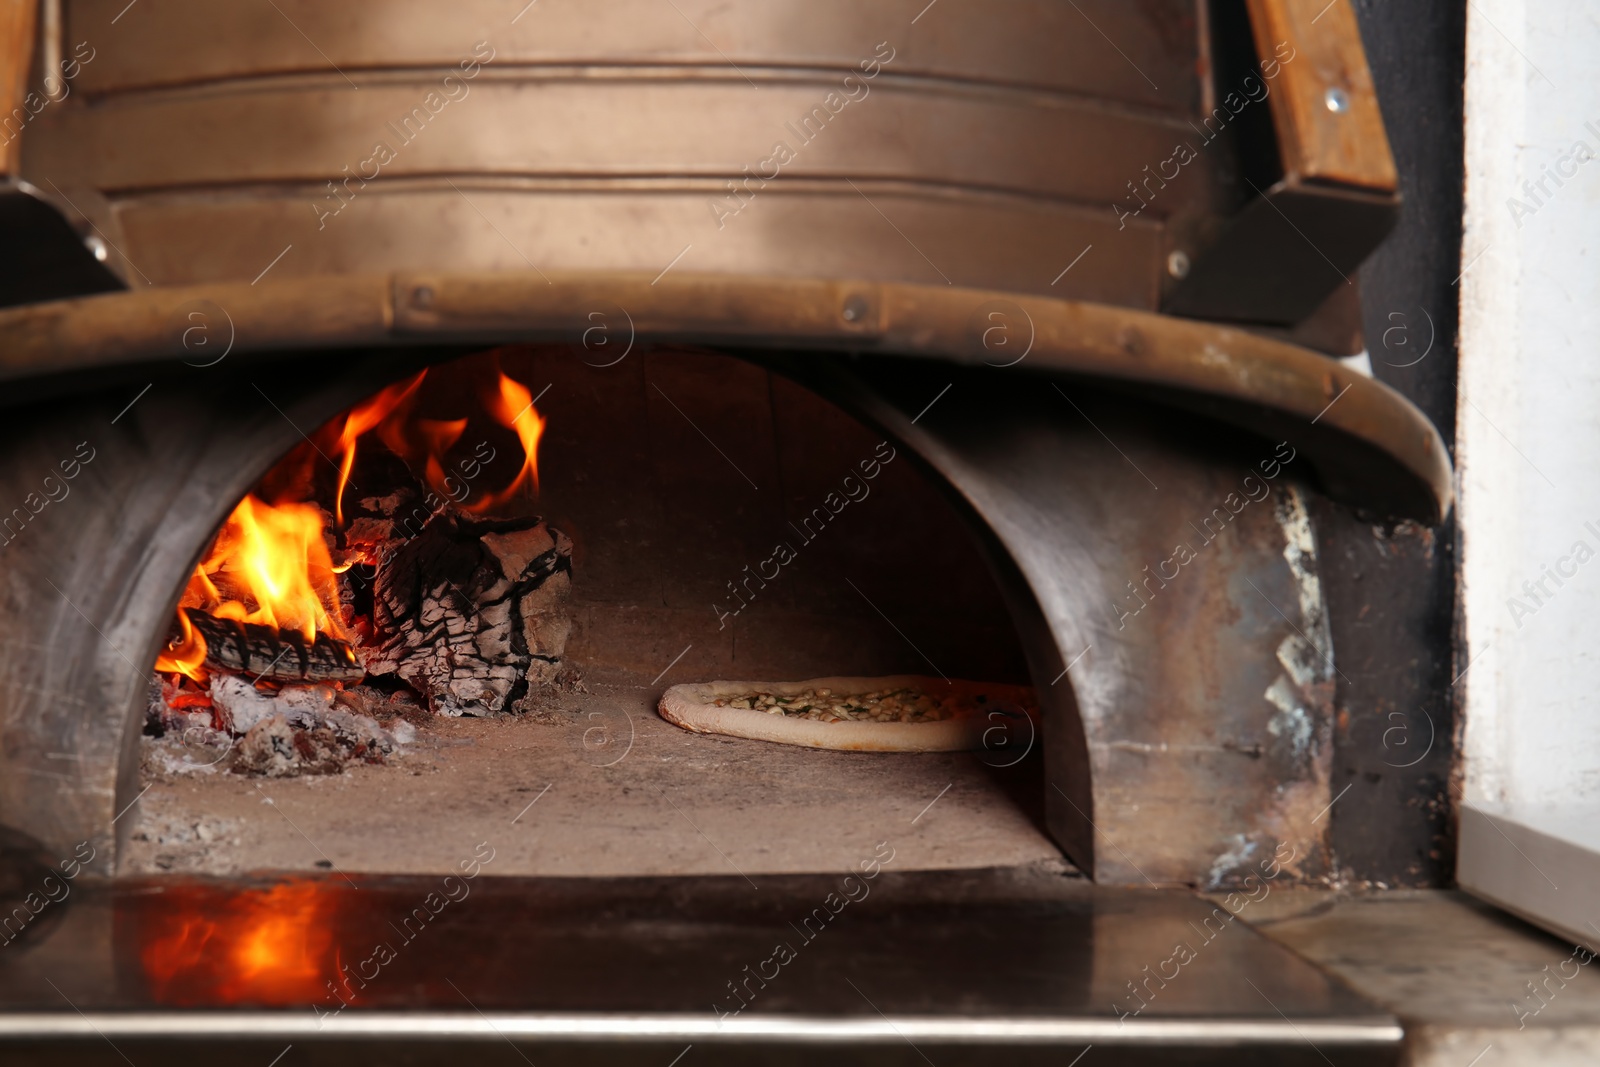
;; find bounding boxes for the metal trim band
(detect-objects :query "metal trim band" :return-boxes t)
[0,1012,1404,1045]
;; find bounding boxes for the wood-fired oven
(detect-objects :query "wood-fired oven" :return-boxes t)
[0,1,1452,1062]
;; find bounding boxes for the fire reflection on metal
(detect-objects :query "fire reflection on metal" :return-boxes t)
[135,880,339,1006]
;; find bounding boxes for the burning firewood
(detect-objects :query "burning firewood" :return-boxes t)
[149,357,564,743]
[183,609,364,685]
[358,505,573,716]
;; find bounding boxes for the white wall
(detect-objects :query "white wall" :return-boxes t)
[1459,0,1600,942]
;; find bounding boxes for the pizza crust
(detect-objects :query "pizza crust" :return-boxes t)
[658,674,1036,752]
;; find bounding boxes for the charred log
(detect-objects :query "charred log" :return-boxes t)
[360,508,572,716]
[185,608,365,684]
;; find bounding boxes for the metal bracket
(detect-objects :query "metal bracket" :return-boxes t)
[1164,0,1400,326]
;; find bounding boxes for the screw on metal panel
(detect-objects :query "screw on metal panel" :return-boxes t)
[1325,87,1350,113]
[411,286,435,310]
[1166,251,1191,280]
[84,235,108,262]
[842,295,869,323]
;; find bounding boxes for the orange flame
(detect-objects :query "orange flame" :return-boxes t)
[140,882,336,1006]
[413,417,468,498]
[155,361,546,681]
[333,371,427,526]
[207,495,345,641]
[462,372,545,513]
[156,494,346,680]
[155,591,209,682]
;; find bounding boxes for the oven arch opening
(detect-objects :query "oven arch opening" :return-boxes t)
[0,332,1344,888]
[81,343,1075,880]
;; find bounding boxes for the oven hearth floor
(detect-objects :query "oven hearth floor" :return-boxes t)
[128,675,1062,878]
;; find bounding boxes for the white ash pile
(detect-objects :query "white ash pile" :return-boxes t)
[350,496,575,716]
[146,674,420,778]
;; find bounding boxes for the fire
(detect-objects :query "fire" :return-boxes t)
[462,371,546,513]
[154,598,207,682]
[413,417,469,498]
[208,495,346,640]
[327,364,544,518]
[333,371,427,526]
[155,495,348,682]
[154,358,546,681]
[139,881,336,1006]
